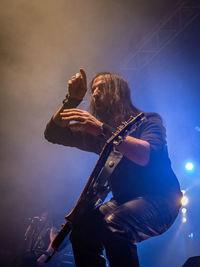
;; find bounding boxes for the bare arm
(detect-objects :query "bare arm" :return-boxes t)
[36,227,58,266]
[117,136,150,166]
[60,108,150,166]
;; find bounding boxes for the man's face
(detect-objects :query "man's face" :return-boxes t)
[40,212,48,221]
[91,75,112,112]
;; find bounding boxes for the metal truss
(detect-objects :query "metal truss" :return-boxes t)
[121,0,200,72]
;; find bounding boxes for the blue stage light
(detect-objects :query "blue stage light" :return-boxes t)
[188,233,194,239]
[185,162,195,172]
[181,195,189,206]
[181,208,187,214]
[182,217,187,223]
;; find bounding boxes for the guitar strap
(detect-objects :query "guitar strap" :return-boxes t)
[92,148,123,206]
[101,148,123,179]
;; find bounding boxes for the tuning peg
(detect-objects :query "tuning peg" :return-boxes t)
[113,136,123,146]
[118,136,123,141]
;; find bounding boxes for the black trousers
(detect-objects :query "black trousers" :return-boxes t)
[70,195,180,267]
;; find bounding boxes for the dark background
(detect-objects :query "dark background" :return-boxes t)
[0,0,200,266]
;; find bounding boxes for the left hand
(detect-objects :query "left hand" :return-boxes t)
[60,108,103,136]
[68,68,87,100]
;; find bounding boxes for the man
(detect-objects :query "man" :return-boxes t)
[44,68,182,267]
[20,212,57,267]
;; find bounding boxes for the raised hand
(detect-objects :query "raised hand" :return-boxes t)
[60,108,103,136]
[68,68,87,100]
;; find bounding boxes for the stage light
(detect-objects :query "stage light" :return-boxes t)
[182,217,187,223]
[181,195,189,206]
[181,208,187,214]
[185,162,195,172]
[188,233,194,239]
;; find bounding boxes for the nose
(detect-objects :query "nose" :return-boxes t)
[93,87,100,98]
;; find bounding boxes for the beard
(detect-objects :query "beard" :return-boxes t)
[95,105,125,127]
[90,97,128,127]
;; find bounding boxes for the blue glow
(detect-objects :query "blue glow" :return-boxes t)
[188,233,194,239]
[185,162,195,172]
[181,208,187,214]
[181,195,189,206]
[182,217,187,223]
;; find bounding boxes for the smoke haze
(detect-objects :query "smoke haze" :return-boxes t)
[0,0,199,266]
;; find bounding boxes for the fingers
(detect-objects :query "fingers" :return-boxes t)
[61,108,88,116]
[61,115,85,123]
[68,73,81,86]
[68,79,72,91]
[60,109,88,123]
[68,72,84,93]
[80,68,87,87]
[75,73,81,79]
[69,71,84,84]
[71,73,81,80]
[60,108,102,135]
[66,68,87,100]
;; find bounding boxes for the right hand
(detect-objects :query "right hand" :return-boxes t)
[68,68,87,100]
[37,254,47,266]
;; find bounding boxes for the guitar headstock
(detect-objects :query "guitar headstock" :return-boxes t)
[106,112,145,146]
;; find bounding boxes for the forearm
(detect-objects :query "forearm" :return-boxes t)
[44,95,82,143]
[52,68,87,126]
[52,96,82,127]
[117,136,150,166]
[100,123,150,166]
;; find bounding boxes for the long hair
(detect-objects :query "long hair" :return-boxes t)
[89,72,140,126]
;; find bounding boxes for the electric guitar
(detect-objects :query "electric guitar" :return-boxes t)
[45,112,145,262]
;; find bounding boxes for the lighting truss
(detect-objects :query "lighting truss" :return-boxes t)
[121,0,200,72]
